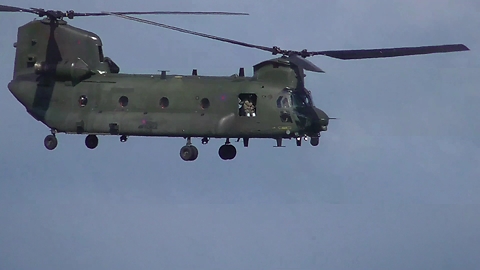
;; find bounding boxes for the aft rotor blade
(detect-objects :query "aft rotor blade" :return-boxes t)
[74,11,249,16]
[0,4,248,19]
[105,13,276,53]
[309,44,470,60]
[0,4,37,14]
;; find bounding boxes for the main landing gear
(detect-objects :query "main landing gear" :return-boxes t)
[84,134,127,149]
[293,134,321,147]
[85,134,98,149]
[44,131,58,150]
[180,137,198,161]
[43,131,101,151]
[178,137,238,162]
[218,139,236,160]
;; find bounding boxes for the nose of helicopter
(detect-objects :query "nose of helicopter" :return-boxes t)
[312,107,330,132]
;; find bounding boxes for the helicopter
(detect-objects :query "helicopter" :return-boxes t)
[2,4,470,161]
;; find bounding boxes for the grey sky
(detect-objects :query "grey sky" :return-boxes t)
[1,0,479,269]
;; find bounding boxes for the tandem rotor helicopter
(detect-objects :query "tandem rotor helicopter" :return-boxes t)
[2,4,470,161]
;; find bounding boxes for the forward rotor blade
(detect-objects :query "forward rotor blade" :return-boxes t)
[0,4,37,14]
[287,54,324,73]
[309,44,470,60]
[105,12,276,53]
[74,11,249,16]
[104,12,470,69]
[108,13,328,72]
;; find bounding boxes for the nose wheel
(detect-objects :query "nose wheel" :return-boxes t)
[310,136,320,146]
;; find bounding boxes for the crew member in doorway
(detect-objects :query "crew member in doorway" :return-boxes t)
[243,98,256,117]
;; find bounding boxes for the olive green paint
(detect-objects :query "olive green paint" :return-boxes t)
[8,19,329,146]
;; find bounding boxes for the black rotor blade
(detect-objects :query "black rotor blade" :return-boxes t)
[0,4,37,14]
[105,12,276,53]
[309,44,470,60]
[104,12,470,72]
[0,4,248,19]
[74,11,249,16]
[108,13,328,72]
[286,54,324,73]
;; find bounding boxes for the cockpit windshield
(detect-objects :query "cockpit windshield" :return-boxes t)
[291,88,313,107]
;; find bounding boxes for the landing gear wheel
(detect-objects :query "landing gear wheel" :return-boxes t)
[190,145,198,160]
[310,137,319,146]
[120,135,128,142]
[219,144,236,160]
[180,145,198,161]
[44,135,57,150]
[85,135,99,149]
[296,138,302,146]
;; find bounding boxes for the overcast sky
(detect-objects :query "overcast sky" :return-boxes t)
[1,0,480,269]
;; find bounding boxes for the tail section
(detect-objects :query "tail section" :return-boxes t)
[12,18,119,80]
[9,17,120,124]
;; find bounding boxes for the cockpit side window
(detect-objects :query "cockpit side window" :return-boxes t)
[303,88,314,106]
[292,90,312,107]
[98,45,104,62]
[277,94,293,109]
[303,95,311,106]
[276,96,283,108]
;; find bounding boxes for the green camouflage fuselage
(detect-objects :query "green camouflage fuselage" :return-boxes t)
[8,19,330,140]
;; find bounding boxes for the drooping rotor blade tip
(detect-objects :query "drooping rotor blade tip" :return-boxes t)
[310,44,470,60]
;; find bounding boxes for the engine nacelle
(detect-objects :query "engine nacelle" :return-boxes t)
[34,58,94,81]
